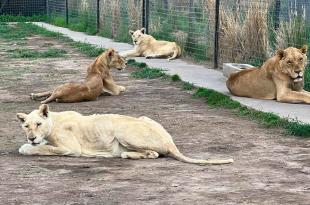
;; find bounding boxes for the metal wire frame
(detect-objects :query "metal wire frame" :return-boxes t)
[218,0,310,66]
[0,0,46,16]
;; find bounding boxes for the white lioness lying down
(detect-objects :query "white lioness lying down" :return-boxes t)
[121,28,181,61]
[16,104,233,165]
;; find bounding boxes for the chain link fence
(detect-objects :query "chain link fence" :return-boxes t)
[1,0,309,72]
[0,0,46,16]
[98,0,142,43]
[219,0,310,66]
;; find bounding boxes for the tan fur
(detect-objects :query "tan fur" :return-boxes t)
[227,45,310,104]
[121,28,181,61]
[31,49,127,104]
[16,105,233,165]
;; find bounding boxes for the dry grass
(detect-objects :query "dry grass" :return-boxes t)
[202,0,272,63]
[127,0,142,30]
[99,0,110,28]
[219,1,271,63]
[242,2,271,59]
[275,5,306,49]
[111,0,120,38]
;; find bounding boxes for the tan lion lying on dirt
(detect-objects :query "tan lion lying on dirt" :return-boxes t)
[227,45,310,104]
[31,49,126,104]
[121,28,181,61]
[16,104,233,165]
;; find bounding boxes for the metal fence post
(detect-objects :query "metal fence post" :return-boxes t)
[46,0,50,20]
[97,0,100,33]
[274,0,280,30]
[142,0,149,33]
[213,0,220,69]
[65,0,69,26]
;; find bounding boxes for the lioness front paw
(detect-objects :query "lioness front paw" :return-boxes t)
[19,144,34,155]
[119,86,126,92]
[30,93,36,100]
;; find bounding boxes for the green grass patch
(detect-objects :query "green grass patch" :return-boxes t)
[171,74,181,82]
[131,67,167,79]
[50,16,66,27]
[69,41,105,57]
[9,48,67,58]
[0,23,31,40]
[193,87,310,137]
[194,88,241,109]
[52,13,98,35]
[127,59,147,68]
[0,22,105,57]
[0,15,47,22]
[128,59,167,79]
[182,82,195,90]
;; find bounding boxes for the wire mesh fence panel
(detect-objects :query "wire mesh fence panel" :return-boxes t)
[99,0,142,43]
[47,0,67,26]
[148,0,214,62]
[218,0,272,66]
[218,0,310,67]
[68,0,97,35]
[0,0,46,16]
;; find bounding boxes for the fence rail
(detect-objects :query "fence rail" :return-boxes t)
[1,0,310,70]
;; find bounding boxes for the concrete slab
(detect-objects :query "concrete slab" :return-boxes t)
[33,22,310,124]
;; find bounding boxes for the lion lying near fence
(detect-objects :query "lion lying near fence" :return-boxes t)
[16,104,233,165]
[227,45,310,104]
[31,49,126,103]
[121,28,181,61]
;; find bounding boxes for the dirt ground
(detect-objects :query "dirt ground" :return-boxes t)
[0,35,310,205]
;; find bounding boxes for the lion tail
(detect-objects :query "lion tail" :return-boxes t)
[168,144,233,165]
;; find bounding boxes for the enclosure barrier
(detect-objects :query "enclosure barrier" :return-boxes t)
[0,0,309,72]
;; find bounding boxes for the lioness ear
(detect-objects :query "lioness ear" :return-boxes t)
[140,28,146,34]
[107,48,115,57]
[300,45,308,54]
[276,49,285,59]
[16,113,27,123]
[39,104,49,118]
[129,30,134,35]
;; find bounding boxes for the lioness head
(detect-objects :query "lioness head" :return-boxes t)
[277,45,308,82]
[17,104,52,146]
[106,48,127,70]
[129,28,146,45]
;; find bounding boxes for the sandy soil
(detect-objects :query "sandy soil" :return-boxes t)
[0,36,310,205]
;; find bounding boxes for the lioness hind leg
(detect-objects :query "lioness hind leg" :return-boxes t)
[121,150,159,160]
[30,91,52,100]
[40,93,58,104]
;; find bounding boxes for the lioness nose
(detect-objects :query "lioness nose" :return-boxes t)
[295,70,302,74]
[28,136,36,141]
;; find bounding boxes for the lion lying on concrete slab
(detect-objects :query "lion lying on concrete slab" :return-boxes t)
[227,45,310,104]
[31,49,126,104]
[16,104,233,165]
[121,28,181,61]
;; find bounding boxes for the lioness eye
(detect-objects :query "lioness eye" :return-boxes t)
[36,122,42,127]
[287,61,292,64]
[24,124,29,128]
[299,58,303,61]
